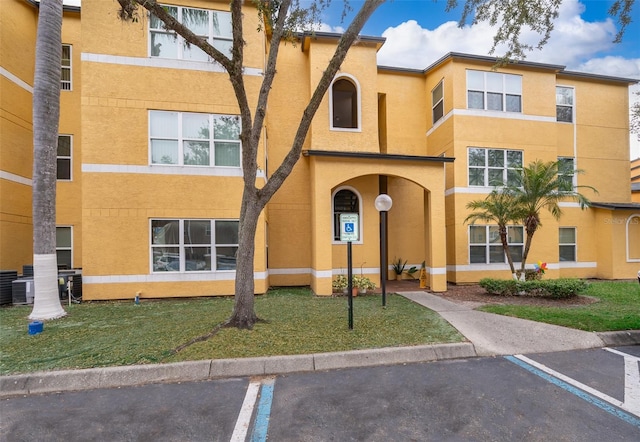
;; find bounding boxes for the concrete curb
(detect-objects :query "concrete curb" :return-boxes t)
[0,342,475,399]
[596,330,640,347]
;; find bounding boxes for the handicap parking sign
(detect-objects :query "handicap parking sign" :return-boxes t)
[340,214,359,241]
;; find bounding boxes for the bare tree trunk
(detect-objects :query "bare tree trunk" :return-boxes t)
[519,215,539,276]
[227,190,262,329]
[498,226,517,276]
[29,0,66,320]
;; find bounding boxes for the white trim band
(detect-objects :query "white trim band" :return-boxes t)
[0,67,33,93]
[81,52,263,76]
[82,163,266,178]
[0,171,32,186]
[84,271,266,284]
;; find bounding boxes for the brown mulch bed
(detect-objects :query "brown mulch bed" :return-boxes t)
[385,279,598,307]
[436,283,598,307]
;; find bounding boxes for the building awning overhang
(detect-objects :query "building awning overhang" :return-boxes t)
[591,202,640,210]
[302,150,455,163]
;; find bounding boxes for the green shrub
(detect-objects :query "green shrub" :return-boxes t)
[479,278,589,299]
[479,278,518,296]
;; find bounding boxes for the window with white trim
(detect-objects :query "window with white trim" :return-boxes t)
[627,215,640,261]
[151,219,238,272]
[150,111,241,167]
[61,44,71,90]
[333,189,359,241]
[558,157,575,192]
[57,135,72,180]
[432,80,444,124]
[559,227,576,262]
[56,226,72,269]
[467,70,522,112]
[149,5,232,60]
[331,77,359,129]
[468,148,522,187]
[556,86,574,122]
[469,225,523,264]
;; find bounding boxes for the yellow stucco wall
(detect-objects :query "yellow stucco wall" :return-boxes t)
[79,0,267,299]
[1,2,81,272]
[2,2,638,301]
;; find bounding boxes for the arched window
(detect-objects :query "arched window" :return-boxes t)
[331,78,359,129]
[333,188,360,241]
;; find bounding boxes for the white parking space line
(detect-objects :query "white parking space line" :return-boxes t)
[230,381,261,442]
[513,355,626,411]
[507,355,640,428]
[604,348,640,415]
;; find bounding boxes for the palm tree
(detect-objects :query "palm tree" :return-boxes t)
[29,0,67,320]
[508,159,597,276]
[465,189,523,277]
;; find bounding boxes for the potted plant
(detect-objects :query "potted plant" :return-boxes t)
[391,257,407,281]
[353,275,375,294]
[332,275,348,294]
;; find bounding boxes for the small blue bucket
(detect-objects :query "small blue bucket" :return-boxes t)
[28,321,43,335]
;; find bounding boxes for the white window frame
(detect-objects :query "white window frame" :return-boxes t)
[332,186,363,244]
[627,215,640,262]
[329,74,362,132]
[558,157,576,192]
[559,227,577,262]
[149,110,241,167]
[556,86,574,123]
[466,70,522,113]
[150,218,239,273]
[56,226,73,269]
[469,225,523,265]
[148,5,232,60]
[61,44,72,91]
[57,134,72,181]
[468,147,523,187]
[432,80,444,124]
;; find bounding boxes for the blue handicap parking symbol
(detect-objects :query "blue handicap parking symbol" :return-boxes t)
[345,223,354,233]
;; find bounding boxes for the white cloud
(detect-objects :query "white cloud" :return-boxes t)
[377,0,624,73]
[313,22,345,34]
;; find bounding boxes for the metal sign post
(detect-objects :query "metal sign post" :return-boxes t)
[340,213,359,330]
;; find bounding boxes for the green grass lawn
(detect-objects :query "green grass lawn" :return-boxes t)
[479,280,640,331]
[0,288,462,375]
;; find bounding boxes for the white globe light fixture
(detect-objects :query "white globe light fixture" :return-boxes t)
[374,194,393,212]
[375,194,392,306]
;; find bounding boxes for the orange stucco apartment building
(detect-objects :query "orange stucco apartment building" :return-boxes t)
[2,0,639,300]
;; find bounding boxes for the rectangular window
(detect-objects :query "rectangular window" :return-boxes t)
[467,70,522,113]
[432,81,444,124]
[469,225,523,264]
[56,226,72,269]
[556,86,574,122]
[149,111,241,167]
[149,5,232,60]
[151,219,238,272]
[468,147,522,187]
[559,227,576,262]
[57,135,72,180]
[61,44,71,90]
[558,157,575,192]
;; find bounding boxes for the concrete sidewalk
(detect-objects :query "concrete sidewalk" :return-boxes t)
[400,291,638,356]
[1,290,638,398]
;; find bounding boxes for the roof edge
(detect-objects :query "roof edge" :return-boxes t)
[302,150,455,163]
[591,201,640,210]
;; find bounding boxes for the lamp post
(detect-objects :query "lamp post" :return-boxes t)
[375,194,393,307]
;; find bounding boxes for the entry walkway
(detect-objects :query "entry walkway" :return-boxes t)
[400,291,607,356]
